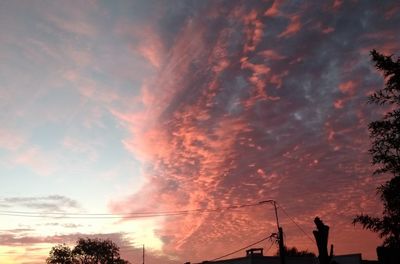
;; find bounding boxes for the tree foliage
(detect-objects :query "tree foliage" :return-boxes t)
[47,244,75,264]
[46,238,130,264]
[353,50,400,248]
[367,50,400,176]
[275,246,316,257]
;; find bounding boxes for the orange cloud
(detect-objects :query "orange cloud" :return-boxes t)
[322,27,335,34]
[264,0,282,17]
[279,15,302,38]
[107,1,400,261]
[339,80,357,95]
[334,99,344,109]
[242,10,264,53]
[259,49,286,60]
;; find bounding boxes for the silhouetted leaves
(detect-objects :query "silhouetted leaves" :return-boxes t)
[47,238,130,264]
[368,50,400,106]
[353,50,400,248]
[275,246,316,257]
[47,244,75,264]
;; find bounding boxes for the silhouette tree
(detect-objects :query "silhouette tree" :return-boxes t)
[47,238,130,264]
[353,50,400,248]
[47,244,76,264]
[275,246,316,257]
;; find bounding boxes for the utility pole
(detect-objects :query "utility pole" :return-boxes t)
[143,244,145,264]
[259,200,285,264]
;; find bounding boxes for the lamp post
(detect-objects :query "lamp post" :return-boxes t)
[259,200,285,264]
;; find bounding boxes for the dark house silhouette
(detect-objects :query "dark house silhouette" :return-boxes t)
[186,248,367,264]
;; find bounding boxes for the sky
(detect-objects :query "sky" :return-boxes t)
[0,0,399,263]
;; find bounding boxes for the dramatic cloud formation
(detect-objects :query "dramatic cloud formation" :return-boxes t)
[0,1,399,263]
[110,0,400,262]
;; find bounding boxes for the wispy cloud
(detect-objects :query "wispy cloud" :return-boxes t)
[0,195,80,212]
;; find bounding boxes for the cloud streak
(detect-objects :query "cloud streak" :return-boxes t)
[0,195,80,212]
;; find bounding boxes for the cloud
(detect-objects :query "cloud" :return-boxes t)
[0,232,128,247]
[264,0,283,17]
[0,128,25,151]
[62,136,99,162]
[0,195,80,212]
[13,147,59,176]
[278,15,302,38]
[43,1,99,38]
[1,0,399,263]
[109,0,400,261]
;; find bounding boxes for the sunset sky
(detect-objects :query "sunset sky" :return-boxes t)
[0,0,399,263]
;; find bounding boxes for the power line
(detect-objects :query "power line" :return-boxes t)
[0,211,188,219]
[264,240,275,255]
[0,201,264,219]
[276,203,315,244]
[0,202,260,215]
[205,234,274,262]
[0,201,319,263]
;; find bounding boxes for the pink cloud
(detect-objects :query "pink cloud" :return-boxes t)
[333,0,343,10]
[270,71,288,89]
[47,14,97,37]
[62,69,120,105]
[115,20,165,69]
[322,27,335,34]
[14,147,57,176]
[242,10,264,53]
[107,1,400,262]
[134,33,164,69]
[136,36,164,68]
[264,0,282,17]
[42,1,99,38]
[240,57,280,107]
[339,80,357,95]
[259,49,286,61]
[0,128,25,151]
[279,15,302,38]
[109,9,272,259]
[334,99,344,109]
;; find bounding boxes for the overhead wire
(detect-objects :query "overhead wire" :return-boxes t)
[198,202,316,262]
[0,200,319,261]
[263,239,275,255]
[201,234,275,263]
[0,211,187,219]
[276,203,315,244]
[0,201,263,219]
